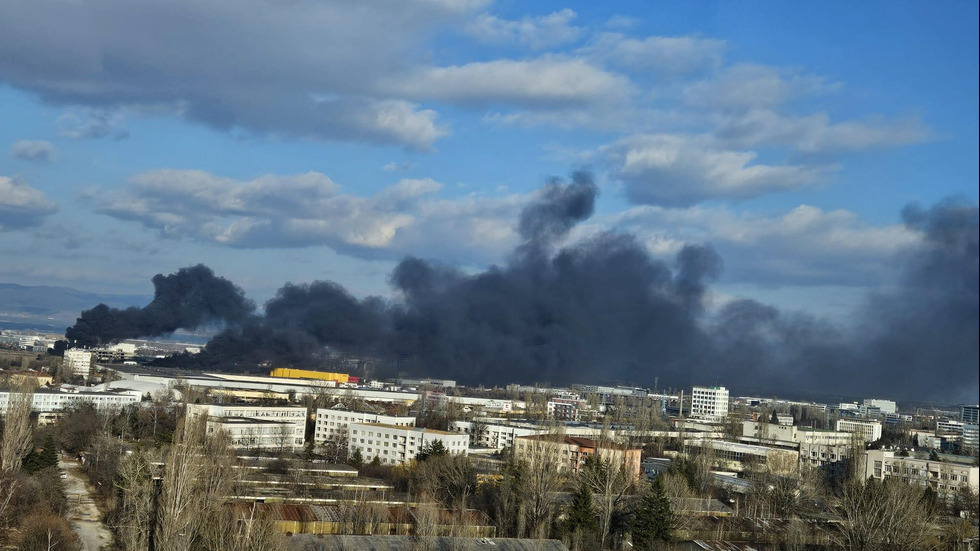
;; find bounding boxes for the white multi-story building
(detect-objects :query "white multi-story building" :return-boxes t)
[937,419,965,436]
[862,398,897,415]
[186,404,307,451]
[348,422,468,465]
[63,349,94,378]
[0,388,140,412]
[690,386,729,421]
[865,449,979,496]
[836,418,882,442]
[314,408,415,444]
[547,398,584,421]
[449,420,550,450]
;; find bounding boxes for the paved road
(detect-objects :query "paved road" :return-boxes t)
[60,459,113,551]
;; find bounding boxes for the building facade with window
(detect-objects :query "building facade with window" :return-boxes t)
[347,423,468,465]
[690,386,729,421]
[314,408,415,444]
[864,449,979,497]
[186,403,307,451]
[836,418,882,442]
[513,435,642,481]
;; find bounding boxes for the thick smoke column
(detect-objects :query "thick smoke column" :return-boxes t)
[707,198,978,401]
[516,170,597,257]
[65,264,255,347]
[386,172,720,384]
[857,200,978,400]
[69,174,978,401]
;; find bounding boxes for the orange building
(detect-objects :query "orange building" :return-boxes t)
[269,367,349,384]
[513,434,642,481]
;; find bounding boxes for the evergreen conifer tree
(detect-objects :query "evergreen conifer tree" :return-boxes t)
[631,476,675,549]
[566,483,596,532]
[41,435,59,470]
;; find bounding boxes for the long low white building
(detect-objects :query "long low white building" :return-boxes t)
[865,449,979,497]
[186,403,307,451]
[105,366,421,405]
[314,408,415,444]
[449,420,550,449]
[0,387,141,412]
[684,439,799,474]
[348,422,468,465]
[741,421,856,477]
[424,392,524,412]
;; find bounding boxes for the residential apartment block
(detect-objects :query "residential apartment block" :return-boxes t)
[63,349,94,378]
[547,398,584,421]
[348,423,468,465]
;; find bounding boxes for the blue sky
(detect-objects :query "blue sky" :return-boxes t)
[1,0,977,321]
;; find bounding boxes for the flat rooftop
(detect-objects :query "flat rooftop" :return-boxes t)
[353,422,454,435]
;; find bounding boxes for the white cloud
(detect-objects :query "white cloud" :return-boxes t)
[1,0,474,148]
[466,9,584,49]
[397,56,631,107]
[612,203,921,286]
[9,140,58,163]
[684,64,840,111]
[715,110,931,152]
[57,109,129,140]
[382,161,413,172]
[0,176,59,230]
[602,134,832,206]
[584,33,726,74]
[98,170,526,263]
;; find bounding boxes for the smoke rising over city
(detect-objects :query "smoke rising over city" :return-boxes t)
[64,175,979,401]
[65,265,255,348]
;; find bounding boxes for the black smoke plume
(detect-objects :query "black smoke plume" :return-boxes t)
[65,265,255,347]
[69,174,978,402]
[704,197,978,402]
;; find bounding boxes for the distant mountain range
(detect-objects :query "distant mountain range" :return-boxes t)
[0,282,150,331]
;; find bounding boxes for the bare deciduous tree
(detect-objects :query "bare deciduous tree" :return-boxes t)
[0,384,35,529]
[579,454,635,548]
[155,417,206,551]
[114,449,157,551]
[519,433,565,539]
[832,477,937,551]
